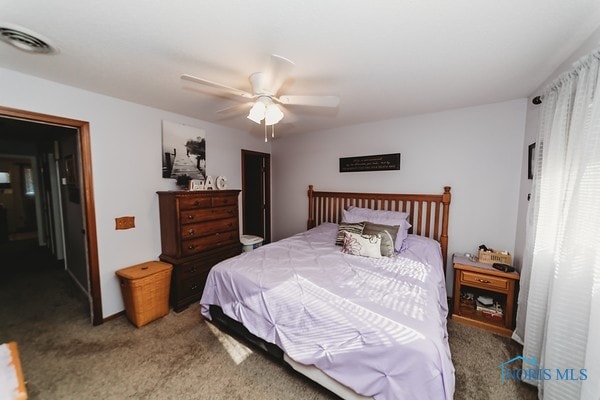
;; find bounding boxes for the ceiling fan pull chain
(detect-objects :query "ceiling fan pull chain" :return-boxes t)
[264,121,267,142]
[272,124,275,139]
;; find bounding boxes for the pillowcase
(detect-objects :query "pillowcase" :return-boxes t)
[342,208,411,251]
[346,206,409,224]
[341,231,381,259]
[335,222,365,246]
[362,222,399,257]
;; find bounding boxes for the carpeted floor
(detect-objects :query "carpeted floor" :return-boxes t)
[0,241,537,399]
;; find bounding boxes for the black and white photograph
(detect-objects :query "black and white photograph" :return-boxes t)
[162,120,206,180]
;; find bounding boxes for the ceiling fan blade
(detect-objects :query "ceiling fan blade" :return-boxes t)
[267,54,295,94]
[277,95,340,108]
[216,102,253,114]
[181,74,254,99]
[278,105,298,124]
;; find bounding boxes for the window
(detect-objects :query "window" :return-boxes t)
[0,171,10,189]
[24,168,34,196]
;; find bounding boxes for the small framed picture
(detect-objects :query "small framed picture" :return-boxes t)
[528,143,536,180]
[64,155,78,186]
[189,179,204,191]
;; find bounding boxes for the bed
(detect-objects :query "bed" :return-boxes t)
[200,185,454,400]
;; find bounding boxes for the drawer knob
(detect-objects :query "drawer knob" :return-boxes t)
[215,232,220,236]
[187,215,194,220]
[477,279,491,284]
[194,200,200,206]
[188,229,195,235]
[228,223,233,227]
[188,244,197,250]
[191,283,199,291]
[189,267,197,273]
[228,210,234,215]
[223,199,229,203]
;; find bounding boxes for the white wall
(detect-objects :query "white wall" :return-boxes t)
[272,99,527,293]
[513,26,600,269]
[0,67,270,318]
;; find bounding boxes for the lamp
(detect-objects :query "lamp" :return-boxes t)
[247,96,284,126]
[247,100,266,124]
[264,103,284,125]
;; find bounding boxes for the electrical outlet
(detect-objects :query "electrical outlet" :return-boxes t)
[115,216,135,230]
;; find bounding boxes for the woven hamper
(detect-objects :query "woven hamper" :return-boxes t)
[116,261,173,328]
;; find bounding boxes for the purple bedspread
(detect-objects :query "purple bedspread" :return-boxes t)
[201,223,455,400]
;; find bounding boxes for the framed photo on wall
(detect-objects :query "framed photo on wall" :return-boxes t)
[162,120,206,181]
[64,154,77,186]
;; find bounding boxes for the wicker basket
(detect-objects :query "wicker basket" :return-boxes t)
[116,261,173,328]
[478,250,512,265]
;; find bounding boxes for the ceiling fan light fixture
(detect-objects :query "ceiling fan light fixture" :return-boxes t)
[265,104,284,126]
[247,101,266,124]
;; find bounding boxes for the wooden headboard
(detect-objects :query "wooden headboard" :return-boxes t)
[307,185,451,267]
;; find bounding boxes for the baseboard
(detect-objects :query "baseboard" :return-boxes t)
[103,310,125,323]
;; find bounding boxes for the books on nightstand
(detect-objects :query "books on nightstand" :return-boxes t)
[476,296,503,320]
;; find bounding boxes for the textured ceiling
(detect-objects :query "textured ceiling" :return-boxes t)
[1,1,600,138]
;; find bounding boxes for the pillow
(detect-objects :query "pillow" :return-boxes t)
[341,231,381,259]
[346,206,409,223]
[362,222,399,257]
[342,208,411,251]
[335,222,365,246]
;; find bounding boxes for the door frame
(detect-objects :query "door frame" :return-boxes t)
[0,105,102,325]
[241,149,271,243]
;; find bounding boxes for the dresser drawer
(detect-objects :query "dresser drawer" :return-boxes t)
[181,217,238,240]
[212,196,236,207]
[178,260,212,280]
[181,230,239,256]
[178,196,212,210]
[461,270,509,291]
[180,206,237,225]
[178,273,210,300]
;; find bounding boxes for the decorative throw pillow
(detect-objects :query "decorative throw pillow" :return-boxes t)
[335,222,365,246]
[362,222,399,257]
[342,208,411,251]
[341,231,382,259]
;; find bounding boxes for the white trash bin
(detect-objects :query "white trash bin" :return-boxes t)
[240,234,264,252]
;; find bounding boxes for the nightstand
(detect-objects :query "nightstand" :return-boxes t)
[452,254,519,336]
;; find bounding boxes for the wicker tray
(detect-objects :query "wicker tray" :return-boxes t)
[478,249,512,265]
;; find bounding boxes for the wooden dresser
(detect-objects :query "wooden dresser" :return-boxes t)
[157,190,242,312]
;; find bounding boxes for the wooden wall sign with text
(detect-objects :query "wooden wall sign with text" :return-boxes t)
[339,153,401,173]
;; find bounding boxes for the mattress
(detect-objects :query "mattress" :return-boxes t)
[201,223,455,399]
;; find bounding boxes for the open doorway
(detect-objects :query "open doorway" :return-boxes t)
[0,106,101,325]
[241,150,271,243]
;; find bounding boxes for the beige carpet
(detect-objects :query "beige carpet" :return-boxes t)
[0,242,537,399]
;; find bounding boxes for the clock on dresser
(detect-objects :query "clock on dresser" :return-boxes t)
[157,190,242,312]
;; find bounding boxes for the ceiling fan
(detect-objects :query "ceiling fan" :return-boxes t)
[181,55,340,140]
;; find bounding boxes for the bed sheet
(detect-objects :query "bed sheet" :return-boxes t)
[201,223,454,400]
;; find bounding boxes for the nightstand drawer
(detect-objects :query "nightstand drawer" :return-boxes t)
[461,270,509,291]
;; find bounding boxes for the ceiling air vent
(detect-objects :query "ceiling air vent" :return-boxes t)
[0,26,55,54]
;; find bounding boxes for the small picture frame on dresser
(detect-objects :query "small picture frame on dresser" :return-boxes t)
[189,179,204,191]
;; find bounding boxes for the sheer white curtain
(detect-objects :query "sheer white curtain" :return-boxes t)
[515,49,600,399]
